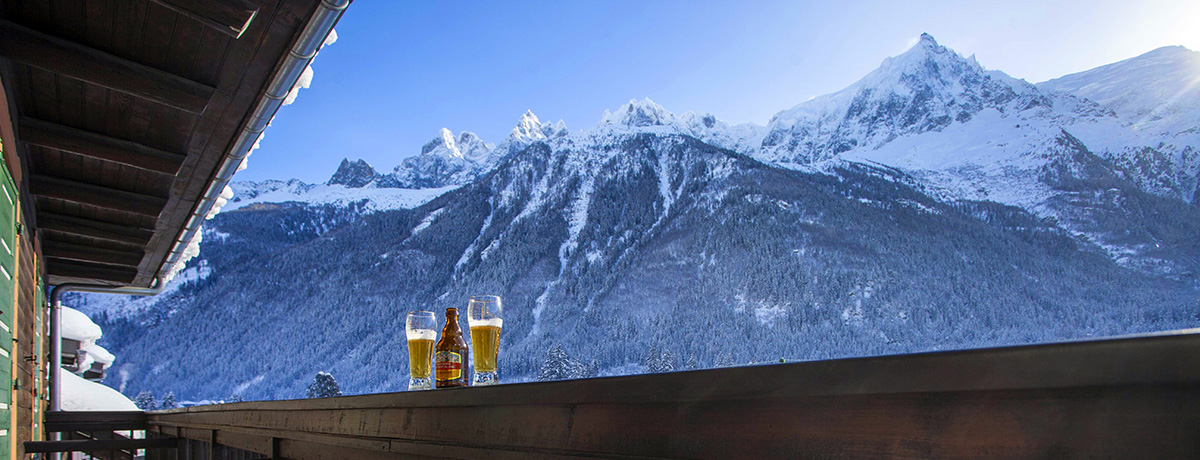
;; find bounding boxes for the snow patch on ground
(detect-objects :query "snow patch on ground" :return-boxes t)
[734,292,790,327]
[61,369,138,411]
[558,174,596,271]
[454,197,497,276]
[226,182,457,213]
[233,374,266,394]
[411,207,445,236]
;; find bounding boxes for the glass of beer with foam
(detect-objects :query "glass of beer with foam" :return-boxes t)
[405,311,436,390]
[467,295,503,386]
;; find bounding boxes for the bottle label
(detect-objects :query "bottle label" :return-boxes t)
[435,351,463,381]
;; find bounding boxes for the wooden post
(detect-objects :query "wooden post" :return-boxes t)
[209,429,220,460]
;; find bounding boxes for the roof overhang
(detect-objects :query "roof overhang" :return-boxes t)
[0,0,348,287]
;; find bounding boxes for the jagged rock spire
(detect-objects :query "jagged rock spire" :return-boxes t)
[327,158,378,188]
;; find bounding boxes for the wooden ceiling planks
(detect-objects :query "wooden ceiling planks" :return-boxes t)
[0,19,217,114]
[19,117,186,174]
[151,0,260,39]
[0,0,327,286]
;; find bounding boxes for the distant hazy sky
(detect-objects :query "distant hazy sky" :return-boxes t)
[238,0,1200,182]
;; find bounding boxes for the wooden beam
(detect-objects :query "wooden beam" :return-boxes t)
[38,212,154,247]
[44,240,144,267]
[25,438,179,453]
[31,175,167,217]
[66,432,139,460]
[46,411,148,424]
[45,420,149,432]
[0,19,215,113]
[20,117,186,175]
[151,0,259,39]
[45,258,138,284]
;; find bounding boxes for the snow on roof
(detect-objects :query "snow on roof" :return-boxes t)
[60,368,138,411]
[75,352,94,374]
[83,343,115,365]
[161,28,339,283]
[61,306,102,343]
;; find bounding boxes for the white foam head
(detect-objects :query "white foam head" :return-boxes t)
[469,318,503,328]
[406,329,436,341]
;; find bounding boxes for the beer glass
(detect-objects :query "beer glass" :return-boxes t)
[405,311,436,390]
[467,295,503,386]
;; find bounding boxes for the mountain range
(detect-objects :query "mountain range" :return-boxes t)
[77,35,1199,401]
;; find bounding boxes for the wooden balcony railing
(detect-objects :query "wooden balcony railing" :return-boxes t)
[147,330,1200,459]
[27,411,179,459]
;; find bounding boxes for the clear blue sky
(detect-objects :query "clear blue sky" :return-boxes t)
[238,0,1200,183]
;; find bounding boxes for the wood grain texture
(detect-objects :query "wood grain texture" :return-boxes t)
[151,0,259,38]
[148,332,1200,460]
[38,212,154,246]
[13,213,37,458]
[20,117,185,174]
[30,175,166,217]
[25,437,180,453]
[42,239,143,267]
[44,257,137,284]
[0,19,215,113]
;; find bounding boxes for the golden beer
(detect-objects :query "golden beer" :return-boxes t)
[467,295,502,385]
[405,311,437,390]
[406,337,435,378]
[469,323,502,373]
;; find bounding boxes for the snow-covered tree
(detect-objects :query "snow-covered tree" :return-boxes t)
[160,392,178,409]
[714,353,736,368]
[306,372,342,398]
[578,360,600,379]
[133,391,156,410]
[538,345,574,381]
[643,347,675,373]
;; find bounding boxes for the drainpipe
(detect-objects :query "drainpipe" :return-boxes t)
[49,278,165,412]
[158,0,349,278]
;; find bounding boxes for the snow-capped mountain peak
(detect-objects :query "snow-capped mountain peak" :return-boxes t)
[512,110,545,142]
[416,128,491,163]
[600,97,677,128]
[760,33,1030,164]
[881,32,971,72]
[456,131,492,162]
[421,128,463,159]
[509,110,569,143]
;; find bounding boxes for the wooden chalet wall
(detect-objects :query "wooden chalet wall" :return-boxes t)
[11,206,42,459]
[0,67,48,459]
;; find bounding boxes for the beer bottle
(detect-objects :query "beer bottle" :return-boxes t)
[434,308,470,388]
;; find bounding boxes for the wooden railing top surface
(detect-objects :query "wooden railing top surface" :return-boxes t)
[146,330,1200,459]
[156,328,1200,412]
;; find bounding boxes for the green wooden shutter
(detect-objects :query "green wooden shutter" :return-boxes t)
[0,158,16,459]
